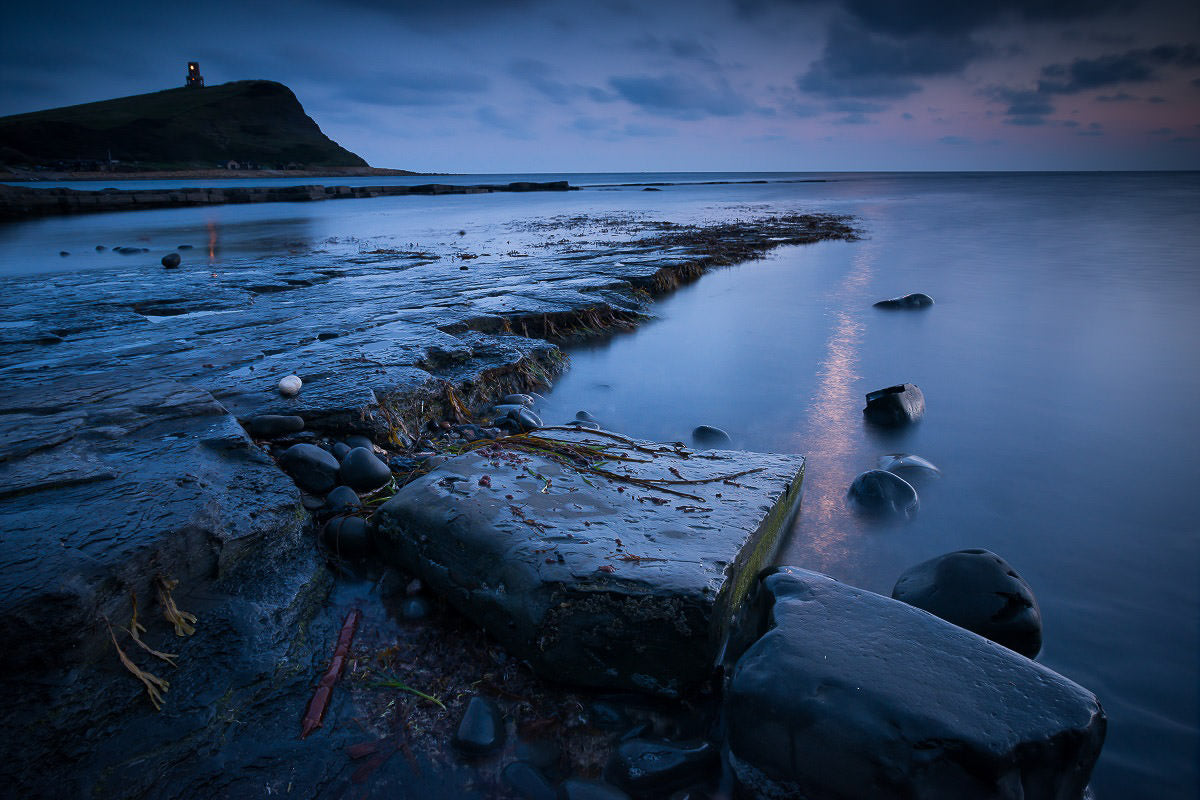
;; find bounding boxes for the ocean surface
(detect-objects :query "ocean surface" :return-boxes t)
[3,171,1197,797]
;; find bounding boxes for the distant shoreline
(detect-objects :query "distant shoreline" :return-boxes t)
[0,166,444,182]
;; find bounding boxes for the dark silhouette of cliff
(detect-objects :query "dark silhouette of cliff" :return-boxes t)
[0,80,368,169]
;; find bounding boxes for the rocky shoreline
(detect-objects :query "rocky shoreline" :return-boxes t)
[0,209,1106,798]
[0,180,574,220]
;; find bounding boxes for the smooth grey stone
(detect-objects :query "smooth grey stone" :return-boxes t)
[161,252,181,269]
[606,739,717,797]
[558,779,631,800]
[339,446,392,492]
[344,434,374,451]
[509,406,542,432]
[877,452,941,482]
[331,441,351,461]
[847,469,918,519]
[503,761,556,800]
[893,549,1043,658]
[863,383,925,426]
[454,696,504,754]
[280,443,341,493]
[501,393,536,407]
[323,485,361,512]
[727,567,1105,800]
[691,425,731,449]
[575,410,597,422]
[322,515,369,557]
[244,414,304,438]
[874,292,934,309]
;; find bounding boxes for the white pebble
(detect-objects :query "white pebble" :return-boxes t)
[278,375,302,396]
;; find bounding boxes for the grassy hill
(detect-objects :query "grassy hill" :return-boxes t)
[0,80,368,170]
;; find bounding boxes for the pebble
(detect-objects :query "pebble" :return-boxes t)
[576,410,597,422]
[454,696,505,754]
[501,393,535,407]
[339,447,392,492]
[161,252,181,269]
[279,443,341,493]
[509,406,542,432]
[278,375,303,396]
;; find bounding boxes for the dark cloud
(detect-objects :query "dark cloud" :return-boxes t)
[510,60,595,104]
[336,0,543,26]
[797,18,987,100]
[738,0,1122,34]
[1096,92,1137,101]
[609,74,753,118]
[1037,45,1200,94]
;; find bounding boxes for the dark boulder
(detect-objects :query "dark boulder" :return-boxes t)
[863,383,925,427]
[331,441,351,461]
[339,446,392,492]
[244,414,305,439]
[343,434,374,451]
[321,515,369,557]
[454,696,505,755]
[606,739,718,798]
[847,469,918,519]
[691,425,731,449]
[502,761,556,800]
[161,252,182,269]
[874,292,934,309]
[893,549,1043,658]
[323,485,361,512]
[727,567,1106,800]
[509,406,543,432]
[558,779,631,800]
[280,443,340,493]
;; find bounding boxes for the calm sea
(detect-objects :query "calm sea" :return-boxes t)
[2,171,1197,796]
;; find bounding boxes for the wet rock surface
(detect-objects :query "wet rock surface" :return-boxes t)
[877,452,941,482]
[893,548,1044,658]
[374,428,806,695]
[863,382,925,427]
[727,567,1106,800]
[0,211,857,796]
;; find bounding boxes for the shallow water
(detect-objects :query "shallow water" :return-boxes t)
[533,172,1200,799]
[2,171,1197,796]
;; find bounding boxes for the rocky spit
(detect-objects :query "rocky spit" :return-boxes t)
[0,209,1106,798]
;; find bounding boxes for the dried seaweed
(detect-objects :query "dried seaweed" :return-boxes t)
[105,618,169,711]
[125,591,178,666]
[156,577,197,637]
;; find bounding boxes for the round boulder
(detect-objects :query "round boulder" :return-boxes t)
[877,453,941,483]
[322,515,370,558]
[244,414,305,439]
[508,406,542,432]
[863,383,925,427]
[692,425,732,449]
[280,443,340,494]
[847,469,919,519]
[339,447,392,492]
[892,549,1042,658]
[873,292,934,309]
[161,252,181,269]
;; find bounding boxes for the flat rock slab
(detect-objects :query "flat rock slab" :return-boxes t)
[727,567,1106,800]
[373,429,805,695]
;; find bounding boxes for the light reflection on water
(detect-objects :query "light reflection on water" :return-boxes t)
[789,244,874,571]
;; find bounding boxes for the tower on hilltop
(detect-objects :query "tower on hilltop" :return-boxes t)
[186,62,204,88]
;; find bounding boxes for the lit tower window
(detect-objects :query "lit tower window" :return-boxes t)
[186,62,204,88]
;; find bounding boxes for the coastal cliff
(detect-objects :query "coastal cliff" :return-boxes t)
[0,80,367,170]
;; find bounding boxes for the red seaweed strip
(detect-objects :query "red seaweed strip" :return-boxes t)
[300,607,362,739]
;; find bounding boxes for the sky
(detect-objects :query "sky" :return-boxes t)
[3,0,1199,172]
